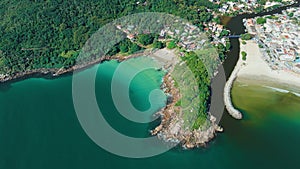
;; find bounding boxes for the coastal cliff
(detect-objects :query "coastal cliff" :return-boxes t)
[152,70,223,148]
[150,49,223,148]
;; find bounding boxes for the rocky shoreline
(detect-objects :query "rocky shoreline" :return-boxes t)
[149,49,223,149]
[152,70,223,148]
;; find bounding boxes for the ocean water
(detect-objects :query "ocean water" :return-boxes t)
[0,57,300,169]
[229,81,300,167]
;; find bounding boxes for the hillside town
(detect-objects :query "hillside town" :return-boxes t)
[244,7,300,73]
[115,22,206,51]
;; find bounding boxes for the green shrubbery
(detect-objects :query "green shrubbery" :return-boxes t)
[241,33,252,40]
[241,51,247,61]
[256,17,267,24]
[153,41,166,49]
[167,41,177,49]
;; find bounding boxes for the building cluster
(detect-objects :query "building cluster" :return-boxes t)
[244,7,300,72]
[204,22,228,47]
[115,21,210,51]
[210,0,295,15]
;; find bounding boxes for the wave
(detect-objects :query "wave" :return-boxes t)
[292,92,300,97]
[262,85,289,93]
[262,85,300,97]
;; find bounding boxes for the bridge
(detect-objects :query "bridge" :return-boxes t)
[225,35,241,39]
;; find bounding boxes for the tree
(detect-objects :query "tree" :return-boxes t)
[256,17,267,25]
[288,12,294,17]
[219,30,229,37]
[241,51,247,61]
[107,46,120,56]
[118,39,131,53]
[119,44,129,53]
[225,41,231,50]
[138,34,154,46]
[153,41,165,49]
[129,43,141,54]
[241,33,252,40]
[167,40,176,49]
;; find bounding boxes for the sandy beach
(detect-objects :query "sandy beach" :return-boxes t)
[237,40,300,89]
[224,39,300,119]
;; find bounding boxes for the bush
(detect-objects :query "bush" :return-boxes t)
[242,41,247,45]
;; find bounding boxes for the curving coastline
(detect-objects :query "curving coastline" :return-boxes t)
[0,45,221,148]
[0,50,151,83]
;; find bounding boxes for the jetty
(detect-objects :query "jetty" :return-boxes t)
[223,52,243,120]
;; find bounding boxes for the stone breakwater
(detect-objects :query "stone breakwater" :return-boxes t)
[223,49,243,120]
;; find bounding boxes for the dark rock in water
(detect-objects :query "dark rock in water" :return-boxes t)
[166,95,173,104]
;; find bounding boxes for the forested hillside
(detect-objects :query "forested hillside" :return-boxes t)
[0,0,219,74]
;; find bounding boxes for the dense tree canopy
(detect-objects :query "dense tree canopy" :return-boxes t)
[181,51,211,129]
[138,34,155,46]
[0,0,219,74]
[153,41,165,49]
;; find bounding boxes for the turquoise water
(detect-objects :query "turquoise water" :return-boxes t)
[0,58,300,169]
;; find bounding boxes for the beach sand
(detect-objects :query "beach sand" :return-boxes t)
[236,40,300,90]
